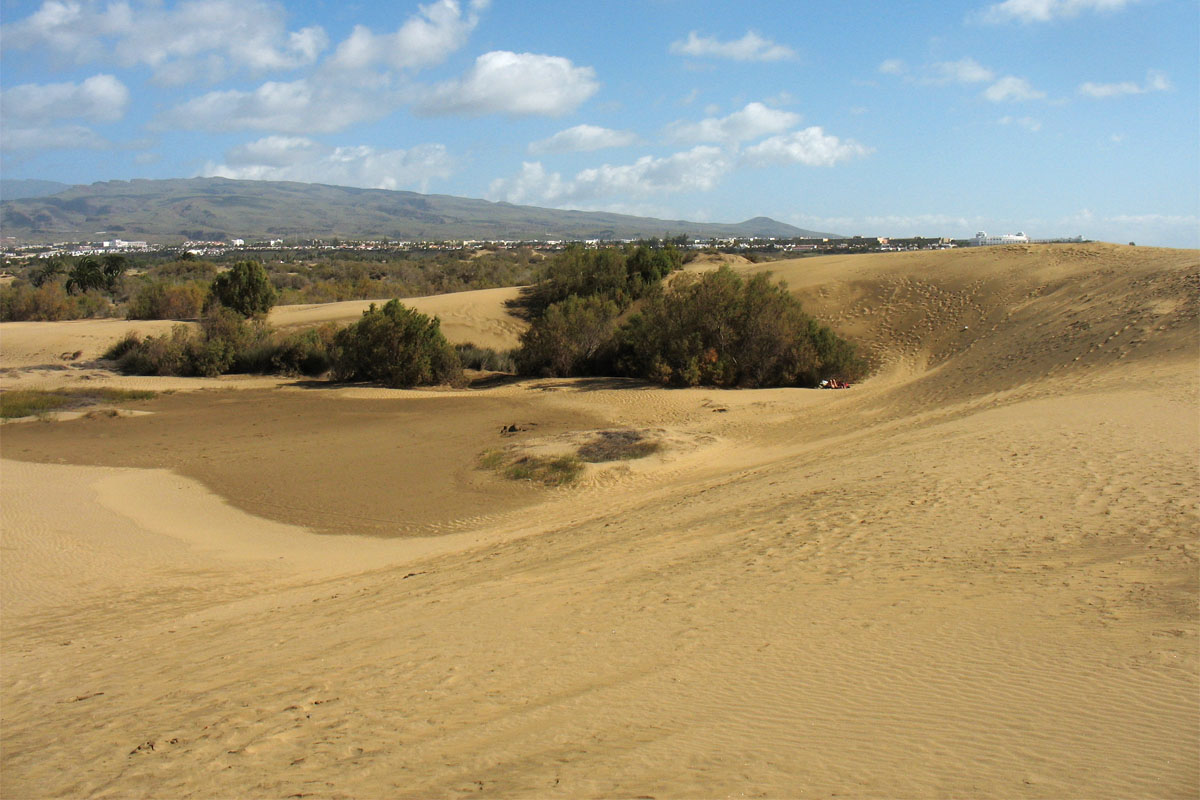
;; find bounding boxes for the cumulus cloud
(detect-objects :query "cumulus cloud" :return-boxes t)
[983,76,1046,102]
[878,59,907,75]
[1,74,129,151]
[1,0,328,84]
[159,78,390,133]
[665,102,801,144]
[489,147,734,207]
[529,125,639,154]
[980,0,1138,23]
[203,135,455,191]
[328,0,487,72]
[1079,70,1171,98]
[669,31,795,62]
[740,127,872,167]
[418,51,599,116]
[1,74,129,124]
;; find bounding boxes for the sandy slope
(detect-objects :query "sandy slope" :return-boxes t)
[1,243,1197,799]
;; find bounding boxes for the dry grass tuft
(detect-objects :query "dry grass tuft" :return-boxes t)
[577,430,661,463]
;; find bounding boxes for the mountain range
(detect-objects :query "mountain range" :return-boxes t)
[0,178,839,243]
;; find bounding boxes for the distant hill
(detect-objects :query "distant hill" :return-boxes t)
[0,177,840,243]
[0,179,72,202]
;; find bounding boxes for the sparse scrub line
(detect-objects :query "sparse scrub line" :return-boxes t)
[0,387,156,419]
[479,429,663,486]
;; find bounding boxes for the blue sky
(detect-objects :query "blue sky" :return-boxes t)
[1,0,1196,246]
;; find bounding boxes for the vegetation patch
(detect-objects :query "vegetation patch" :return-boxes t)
[0,388,155,419]
[479,448,583,486]
[455,343,517,373]
[576,430,662,463]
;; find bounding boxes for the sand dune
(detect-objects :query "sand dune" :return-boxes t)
[1,243,1196,798]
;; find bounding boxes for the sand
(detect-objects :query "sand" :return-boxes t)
[1,243,1196,798]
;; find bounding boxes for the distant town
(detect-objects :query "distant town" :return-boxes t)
[1,231,1085,261]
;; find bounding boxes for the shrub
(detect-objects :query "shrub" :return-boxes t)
[0,281,116,321]
[264,324,338,377]
[515,294,619,377]
[209,260,276,317]
[127,281,206,320]
[479,449,583,486]
[331,299,463,388]
[524,244,681,315]
[106,308,268,377]
[455,342,517,373]
[613,267,867,388]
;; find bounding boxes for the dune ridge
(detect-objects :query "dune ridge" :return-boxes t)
[1,243,1196,798]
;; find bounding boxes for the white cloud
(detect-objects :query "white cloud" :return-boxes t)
[669,31,795,62]
[418,51,599,116]
[981,0,1138,23]
[665,102,801,144]
[1,0,328,84]
[529,125,639,154]
[203,136,455,191]
[328,0,485,72]
[998,115,1042,131]
[741,127,872,167]
[927,58,995,84]
[983,76,1046,102]
[1,74,129,124]
[0,74,129,152]
[878,58,907,75]
[160,78,389,133]
[489,146,734,207]
[1079,70,1171,98]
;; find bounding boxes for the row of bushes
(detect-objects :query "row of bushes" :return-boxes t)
[515,266,867,387]
[106,300,475,388]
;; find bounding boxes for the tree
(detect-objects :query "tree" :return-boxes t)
[209,260,277,317]
[30,259,66,288]
[64,254,127,295]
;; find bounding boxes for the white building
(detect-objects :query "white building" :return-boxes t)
[971,231,1030,246]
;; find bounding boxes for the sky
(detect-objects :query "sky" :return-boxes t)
[1,0,1197,247]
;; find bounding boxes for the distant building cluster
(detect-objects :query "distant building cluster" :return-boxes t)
[971,231,1030,246]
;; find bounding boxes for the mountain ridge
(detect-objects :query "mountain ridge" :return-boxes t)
[0,177,841,243]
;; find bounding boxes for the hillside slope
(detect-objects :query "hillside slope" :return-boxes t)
[0,177,838,243]
[1,243,1196,798]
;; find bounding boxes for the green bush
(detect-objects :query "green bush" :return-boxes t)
[209,260,276,317]
[525,244,681,315]
[613,267,867,388]
[127,281,206,320]
[105,308,269,377]
[331,299,463,388]
[514,294,619,377]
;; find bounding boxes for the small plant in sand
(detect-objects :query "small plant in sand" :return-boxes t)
[576,430,662,463]
[0,388,155,419]
[478,449,583,486]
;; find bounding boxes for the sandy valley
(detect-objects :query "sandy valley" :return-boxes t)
[1,243,1196,798]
